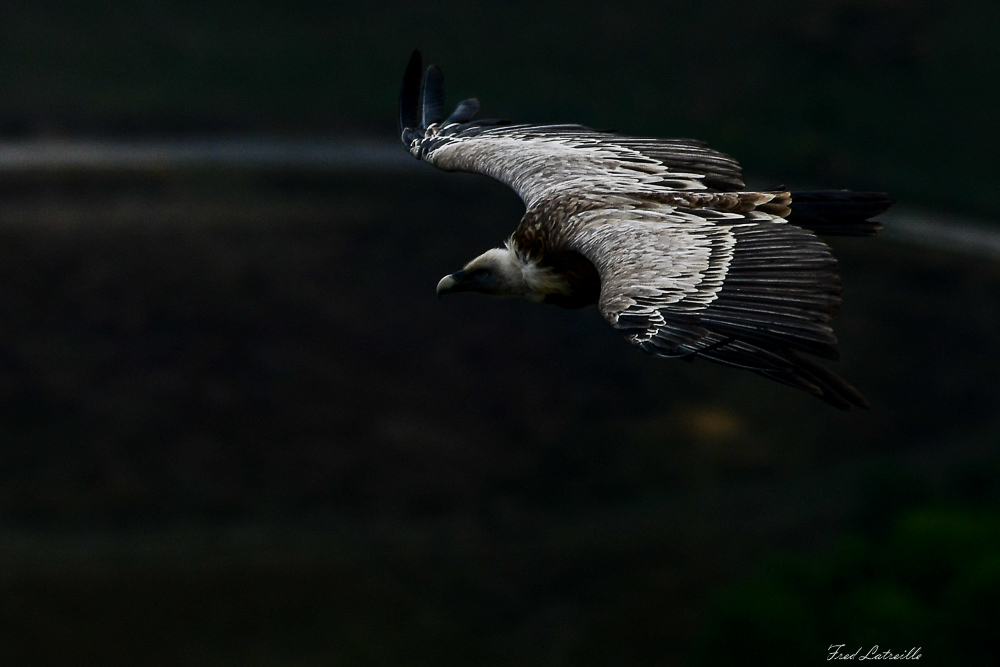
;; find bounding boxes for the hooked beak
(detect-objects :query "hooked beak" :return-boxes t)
[436,270,467,297]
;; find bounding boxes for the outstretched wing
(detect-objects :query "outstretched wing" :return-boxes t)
[399,51,745,208]
[560,195,868,410]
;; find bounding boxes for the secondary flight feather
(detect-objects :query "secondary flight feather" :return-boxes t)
[399,50,892,410]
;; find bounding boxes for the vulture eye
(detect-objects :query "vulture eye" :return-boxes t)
[471,268,492,279]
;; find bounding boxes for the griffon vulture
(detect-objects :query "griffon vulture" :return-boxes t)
[399,51,891,409]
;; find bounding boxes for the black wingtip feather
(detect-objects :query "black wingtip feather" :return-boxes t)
[420,65,446,128]
[445,98,480,125]
[399,50,422,137]
[787,353,870,410]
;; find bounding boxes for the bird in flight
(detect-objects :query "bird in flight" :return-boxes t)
[399,51,891,410]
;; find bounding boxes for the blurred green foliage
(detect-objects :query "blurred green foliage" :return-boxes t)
[1,1,998,216]
[695,501,1000,665]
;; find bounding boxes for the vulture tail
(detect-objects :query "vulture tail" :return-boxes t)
[788,191,894,237]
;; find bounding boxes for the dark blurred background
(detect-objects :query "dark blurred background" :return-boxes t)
[1,1,998,665]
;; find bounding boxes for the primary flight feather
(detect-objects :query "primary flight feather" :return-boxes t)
[399,50,891,410]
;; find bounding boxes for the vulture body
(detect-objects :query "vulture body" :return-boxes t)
[399,51,891,410]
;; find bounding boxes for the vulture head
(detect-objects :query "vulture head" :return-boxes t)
[436,245,571,302]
